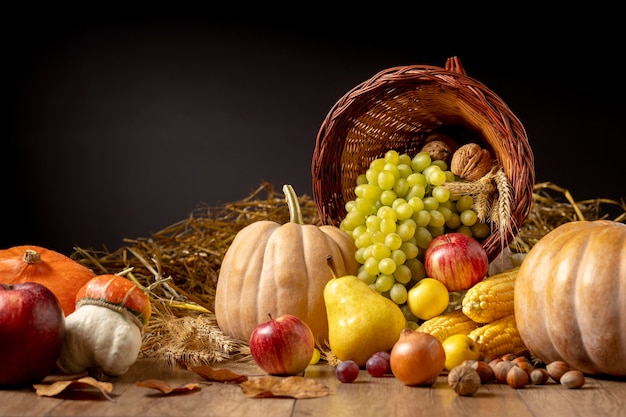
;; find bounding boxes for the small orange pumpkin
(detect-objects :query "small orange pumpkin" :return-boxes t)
[0,245,96,316]
[215,184,359,344]
[515,220,626,376]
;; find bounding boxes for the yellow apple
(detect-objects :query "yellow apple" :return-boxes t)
[442,334,481,371]
[407,278,449,320]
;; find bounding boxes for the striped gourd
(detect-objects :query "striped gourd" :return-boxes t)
[462,267,518,323]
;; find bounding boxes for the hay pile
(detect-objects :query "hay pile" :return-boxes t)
[71,181,625,369]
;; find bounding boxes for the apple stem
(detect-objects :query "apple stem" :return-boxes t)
[326,255,338,279]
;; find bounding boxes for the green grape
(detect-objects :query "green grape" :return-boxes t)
[428,210,446,228]
[380,217,397,234]
[358,184,383,201]
[398,153,413,166]
[354,197,376,215]
[378,257,397,275]
[380,190,398,206]
[456,195,474,212]
[427,225,445,238]
[393,264,412,284]
[365,168,380,185]
[389,283,408,305]
[377,206,397,220]
[378,170,396,190]
[351,224,367,240]
[397,163,413,179]
[405,184,426,200]
[407,172,427,187]
[471,222,491,238]
[413,210,431,227]
[405,258,426,282]
[438,199,454,211]
[391,249,407,266]
[365,215,381,231]
[393,178,410,197]
[362,245,373,260]
[384,149,400,164]
[383,163,400,179]
[384,233,403,250]
[422,196,439,211]
[391,198,407,209]
[357,267,376,285]
[428,168,447,186]
[421,164,440,182]
[375,274,395,293]
[456,224,473,237]
[445,212,462,229]
[438,206,453,222]
[355,247,367,264]
[363,257,380,276]
[460,209,478,226]
[431,159,447,170]
[407,196,425,212]
[371,231,385,244]
[371,242,391,260]
[354,231,373,249]
[356,174,368,185]
[445,170,456,182]
[395,202,414,221]
[396,218,417,241]
[370,158,386,171]
[341,210,365,231]
[431,186,451,203]
[401,304,420,323]
[344,200,355,213]
[411,151,431,172]
[414,226,433,248]
[400,241,419,260]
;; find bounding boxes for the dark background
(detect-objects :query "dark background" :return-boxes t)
[4,12,624,256]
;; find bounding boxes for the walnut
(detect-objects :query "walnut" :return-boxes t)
[450,143,492,181]
[423,133,459,163]
[421,140,454,165]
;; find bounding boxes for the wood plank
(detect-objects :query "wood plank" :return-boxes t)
[1,358,625,417]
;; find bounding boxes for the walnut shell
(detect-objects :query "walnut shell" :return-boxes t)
[422,133,459,165]
[450,143,492,181]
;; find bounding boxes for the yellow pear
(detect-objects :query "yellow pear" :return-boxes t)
[324,256,407,367]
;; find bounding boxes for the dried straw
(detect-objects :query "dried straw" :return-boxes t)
[71,181,625,368]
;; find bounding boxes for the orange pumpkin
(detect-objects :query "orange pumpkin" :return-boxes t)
[0,245,96,316]
[215,185,359,344]
[514,220,626,376]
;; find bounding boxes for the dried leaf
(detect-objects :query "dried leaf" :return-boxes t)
[33,376,114,401]
[189,365,248,383]
[240,376,331,399]
[136,379,202,395]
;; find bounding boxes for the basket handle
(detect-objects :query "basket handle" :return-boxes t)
[445,56,466,75]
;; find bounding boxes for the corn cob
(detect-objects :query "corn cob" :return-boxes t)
[468,314,527,360]
[461,267,519,323]
[417,309,480,344]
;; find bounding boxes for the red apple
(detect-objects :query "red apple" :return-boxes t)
[249,314,315,375]
[0,282,66,387]
[424,232,488,292]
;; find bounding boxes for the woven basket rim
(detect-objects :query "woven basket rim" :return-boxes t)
[311,57,535,262]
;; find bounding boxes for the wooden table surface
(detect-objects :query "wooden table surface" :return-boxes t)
[1,357,625,417]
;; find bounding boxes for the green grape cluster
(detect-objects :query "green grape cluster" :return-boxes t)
[339,149,489,306]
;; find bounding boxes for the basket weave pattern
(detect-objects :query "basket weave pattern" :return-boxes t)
[311,57,535,262]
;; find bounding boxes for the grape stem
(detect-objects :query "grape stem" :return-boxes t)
[282,184,304,224]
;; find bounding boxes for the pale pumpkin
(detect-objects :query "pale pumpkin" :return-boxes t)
[0,245,96,316]
[514,220,626,376]
[214,184,359,344]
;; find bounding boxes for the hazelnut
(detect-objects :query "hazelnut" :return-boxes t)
[448,365,482,396]
[506,365,529,389]
[529,368,550,385]
[560,370,585,389]
[450,143,492,181]
[493,360,515,384]
[462,359,495,383]
[546,360,570,383]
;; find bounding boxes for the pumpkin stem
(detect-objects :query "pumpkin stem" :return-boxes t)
[23,249,42,264]
[282,184,304,225]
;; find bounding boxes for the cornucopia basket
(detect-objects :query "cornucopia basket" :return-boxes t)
[312,56,535,262]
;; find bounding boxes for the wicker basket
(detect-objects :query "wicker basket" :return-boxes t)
[311,57,535,262]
